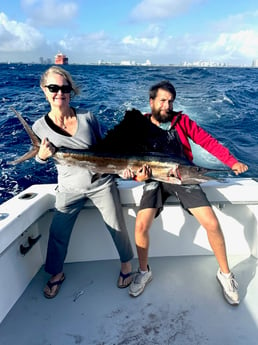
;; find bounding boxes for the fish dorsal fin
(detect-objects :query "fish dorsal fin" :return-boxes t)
[93,108,157,153]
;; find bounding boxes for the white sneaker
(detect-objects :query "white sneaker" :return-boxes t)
[216,269,240,305]
[129,265,152,297]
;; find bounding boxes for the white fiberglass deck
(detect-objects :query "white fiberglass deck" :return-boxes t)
[0,254,257,345]
[0,178,258,344]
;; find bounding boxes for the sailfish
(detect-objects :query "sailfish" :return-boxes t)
[8,107,231,185]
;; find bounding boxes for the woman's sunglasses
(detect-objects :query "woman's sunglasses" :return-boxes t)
[45,84,72,93]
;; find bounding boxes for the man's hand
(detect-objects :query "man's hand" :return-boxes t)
[134,164,152,182]
[232,162,248,175]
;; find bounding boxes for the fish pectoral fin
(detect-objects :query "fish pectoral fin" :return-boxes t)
[168,167,181,180]
[91,173,102,183]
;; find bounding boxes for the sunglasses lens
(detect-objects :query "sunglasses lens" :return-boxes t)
[45,84,72,93]
[47,85,59,92]
[62,85,72,93]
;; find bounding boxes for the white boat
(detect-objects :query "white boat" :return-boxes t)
[0,178,257,344]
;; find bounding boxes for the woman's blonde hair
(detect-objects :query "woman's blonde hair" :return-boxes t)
[40,66,80,97]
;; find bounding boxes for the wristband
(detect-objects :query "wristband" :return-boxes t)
[35,154,47,164]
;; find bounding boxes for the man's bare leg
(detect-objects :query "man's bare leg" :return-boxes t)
[135,208,157,271]
[190,206,230,273]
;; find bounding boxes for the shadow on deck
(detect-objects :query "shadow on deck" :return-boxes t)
[0,255,257,345]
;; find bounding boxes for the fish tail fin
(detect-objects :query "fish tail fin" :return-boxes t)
[8,147,39,165]
[8,107,40,165]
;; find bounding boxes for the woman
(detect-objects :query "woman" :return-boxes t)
[32,66,133,298]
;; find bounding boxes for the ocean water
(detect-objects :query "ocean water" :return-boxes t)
[0,64,258,204]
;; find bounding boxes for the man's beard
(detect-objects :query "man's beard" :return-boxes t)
[152,109,173,123]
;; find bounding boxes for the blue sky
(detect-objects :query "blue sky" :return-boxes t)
[0,0,258,65]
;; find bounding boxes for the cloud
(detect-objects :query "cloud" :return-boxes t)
[122,35,159,49]
[21,0,78,28]
[207,30,258,61]
[1,2,257,65]
[55,31,118,62]
[117,20,257,65]
[130,0,204,21]
[121,24,165,53]
[213,10,258,33]
[58,31,110,51]
[0,12,44,52]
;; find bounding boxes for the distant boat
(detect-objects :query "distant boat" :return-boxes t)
[54,53,68,65]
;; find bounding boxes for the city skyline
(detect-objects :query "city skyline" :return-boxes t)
[1,1,258,65]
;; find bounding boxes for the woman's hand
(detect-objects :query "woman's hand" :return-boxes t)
[122,168,135,179]
[38,138,55,161]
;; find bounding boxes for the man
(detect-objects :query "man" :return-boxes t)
[128,80,248,305]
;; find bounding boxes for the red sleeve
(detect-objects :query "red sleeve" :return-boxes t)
[176,114,238,168]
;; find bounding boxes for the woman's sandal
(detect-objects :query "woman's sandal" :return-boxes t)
[117,271,133,288]
[43,273,66,299]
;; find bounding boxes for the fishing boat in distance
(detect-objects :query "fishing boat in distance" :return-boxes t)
[0,178,258,344]
[54,52,69,65]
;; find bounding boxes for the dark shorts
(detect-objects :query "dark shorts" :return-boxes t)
[139,181,211,217]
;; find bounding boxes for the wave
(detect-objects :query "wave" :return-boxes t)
[1,64,258,203]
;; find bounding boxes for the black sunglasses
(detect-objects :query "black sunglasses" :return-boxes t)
[45,84,72,93]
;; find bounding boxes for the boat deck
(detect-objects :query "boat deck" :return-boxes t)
[1,255,257,345]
